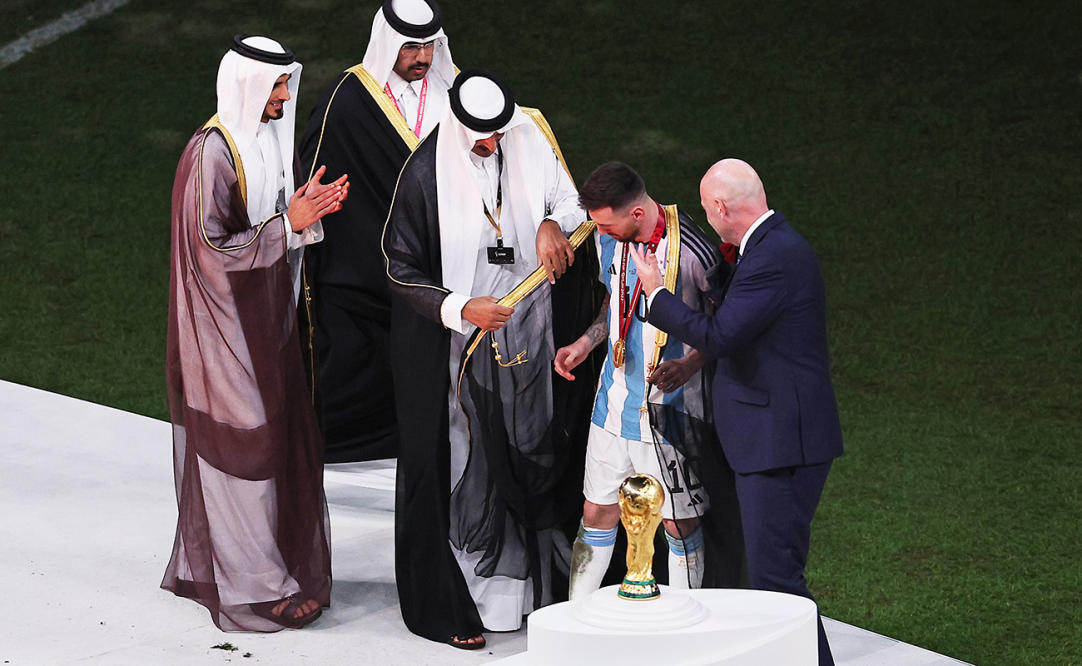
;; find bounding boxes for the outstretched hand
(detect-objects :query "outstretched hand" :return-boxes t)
[554,340,590,381]
[287,165,350,232]
[628,243,663,295]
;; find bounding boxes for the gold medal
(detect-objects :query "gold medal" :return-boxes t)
[613,338,626,368]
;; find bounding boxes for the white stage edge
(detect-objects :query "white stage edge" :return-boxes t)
[0,381,970,665]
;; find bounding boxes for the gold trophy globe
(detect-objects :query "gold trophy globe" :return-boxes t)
[617,473,666,600]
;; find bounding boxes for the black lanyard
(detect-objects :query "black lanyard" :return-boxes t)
[482,146,504,244]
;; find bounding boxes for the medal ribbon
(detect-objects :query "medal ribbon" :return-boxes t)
[617,204,667,347]
[384,76,428,138]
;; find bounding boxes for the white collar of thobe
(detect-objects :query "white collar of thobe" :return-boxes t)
[739,209,775,257]
[468,149,494,169]
[386,70,424,100]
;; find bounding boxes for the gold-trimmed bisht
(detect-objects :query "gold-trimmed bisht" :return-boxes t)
[639,204,681,413]
[196,115,285,253]
[650,204,681,374]
[346,65,422,152]
[302,64,453,396]
[344,64,464,155]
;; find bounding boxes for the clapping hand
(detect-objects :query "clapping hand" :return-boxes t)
[287,165,350,232]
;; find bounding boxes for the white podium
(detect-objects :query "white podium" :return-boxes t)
[500,586,818,666]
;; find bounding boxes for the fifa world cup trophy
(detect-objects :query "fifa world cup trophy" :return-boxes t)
[617,473,665,600]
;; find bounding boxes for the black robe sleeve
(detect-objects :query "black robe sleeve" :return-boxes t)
[382,131,450,325]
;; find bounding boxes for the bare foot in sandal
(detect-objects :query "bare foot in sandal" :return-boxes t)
[250,593,322,629]
[449,634,487,650]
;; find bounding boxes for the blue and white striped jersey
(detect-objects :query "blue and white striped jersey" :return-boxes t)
[590,210,722,442]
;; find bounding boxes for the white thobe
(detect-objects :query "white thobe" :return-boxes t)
[385,70,448,140]
[442,143,580,631]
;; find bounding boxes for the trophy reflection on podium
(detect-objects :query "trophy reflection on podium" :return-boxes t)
[617,473,665,601]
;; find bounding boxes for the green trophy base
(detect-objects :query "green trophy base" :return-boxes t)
[618,577,660,600]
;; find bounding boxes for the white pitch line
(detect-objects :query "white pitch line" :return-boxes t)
[0,0,132,70]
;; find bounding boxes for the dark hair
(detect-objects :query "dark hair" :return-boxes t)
[578,161,646,212]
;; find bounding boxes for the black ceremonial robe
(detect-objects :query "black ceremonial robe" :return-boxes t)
[383,127,605,643]
[298,65,419,462]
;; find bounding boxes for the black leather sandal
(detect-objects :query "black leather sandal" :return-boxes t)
[250,593,322,629]
[449,634,487,650]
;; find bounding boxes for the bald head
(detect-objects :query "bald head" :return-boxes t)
[699,159,769,244]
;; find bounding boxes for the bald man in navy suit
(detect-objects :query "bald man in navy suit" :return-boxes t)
[630,159,842,665]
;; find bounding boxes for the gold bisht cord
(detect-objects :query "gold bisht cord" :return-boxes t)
[490,330,527,367]
[617,473,665,600]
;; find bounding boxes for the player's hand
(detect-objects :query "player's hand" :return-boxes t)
[628,243,663,295]
[463,296,514,332]
[536,219,575,285]
[554,340,590,381]
[648,358,696,393]
[287,165,349,232]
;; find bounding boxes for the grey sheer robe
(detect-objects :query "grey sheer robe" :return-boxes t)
[162,124,331,632]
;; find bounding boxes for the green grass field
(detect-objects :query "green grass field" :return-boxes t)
[1,1,1080,663]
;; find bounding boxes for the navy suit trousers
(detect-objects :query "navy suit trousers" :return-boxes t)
[734,461,834,666]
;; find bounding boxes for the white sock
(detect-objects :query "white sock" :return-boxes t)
[569,521,616,600]
[666,526,705,589]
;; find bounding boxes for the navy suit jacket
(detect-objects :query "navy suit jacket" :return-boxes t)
[649,212,843,474]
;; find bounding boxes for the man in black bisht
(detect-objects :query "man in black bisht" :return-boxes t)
[298,0,457,462]
[383,70,604,649]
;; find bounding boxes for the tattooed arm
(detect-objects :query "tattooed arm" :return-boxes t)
[554,300,609,381]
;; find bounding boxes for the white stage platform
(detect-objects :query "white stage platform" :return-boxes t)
[0,380,970,665]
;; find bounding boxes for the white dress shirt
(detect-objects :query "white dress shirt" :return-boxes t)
[384,70,447,139]
[646,209,775,308]
[739,209,775,258]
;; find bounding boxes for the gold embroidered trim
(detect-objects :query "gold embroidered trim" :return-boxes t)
[648,205,681,373]
[195,120,281,253]
[521,107,573,181]
[346,64,420,151]
[202,115,246,206]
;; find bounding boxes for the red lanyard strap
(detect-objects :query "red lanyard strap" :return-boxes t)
[617,205,666,342]
[384,77,428,138]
